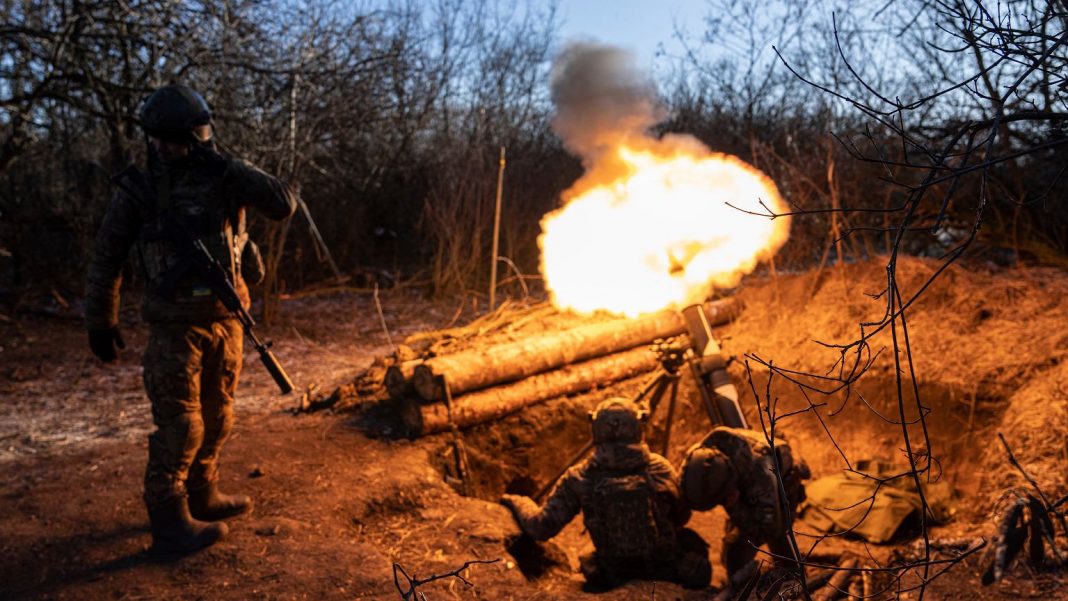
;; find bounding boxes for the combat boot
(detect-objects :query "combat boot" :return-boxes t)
[147,496,228,554]
[189,484,253,521]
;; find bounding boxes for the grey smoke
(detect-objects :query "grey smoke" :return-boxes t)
[550,42,664,160]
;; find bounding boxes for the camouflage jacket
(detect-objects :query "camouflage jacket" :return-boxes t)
[695,427,808,541]
[506,442,690,560]
[85,150,296,328]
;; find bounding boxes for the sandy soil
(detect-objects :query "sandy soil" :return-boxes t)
[1,261,1066,599]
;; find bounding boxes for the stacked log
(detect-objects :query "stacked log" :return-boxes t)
[384,360,420,398]
[393,298,741,437]
[402,346,659,435]
[411,299,740,401]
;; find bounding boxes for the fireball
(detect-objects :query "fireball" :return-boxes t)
[539,135,790,317]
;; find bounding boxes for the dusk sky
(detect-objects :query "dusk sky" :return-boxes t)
[553,0,710,71]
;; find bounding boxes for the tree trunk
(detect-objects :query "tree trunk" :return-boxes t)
[411,298,740,401]
[402,345,658,436]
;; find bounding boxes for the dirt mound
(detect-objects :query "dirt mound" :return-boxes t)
[987,360,1068,496]
[728,257,1068,391]
[723,257,1068,508]
[342,257,1068,517]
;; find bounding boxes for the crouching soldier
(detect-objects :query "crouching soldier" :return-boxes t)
[681,427,810,594]
[501,398,712,590]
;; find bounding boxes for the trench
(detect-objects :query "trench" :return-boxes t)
[441,369,1006,502]
[428,366,1008,578]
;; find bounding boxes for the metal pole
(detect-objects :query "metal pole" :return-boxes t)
[489,146,506,310]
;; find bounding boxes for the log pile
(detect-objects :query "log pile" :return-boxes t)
[391,298,742,436]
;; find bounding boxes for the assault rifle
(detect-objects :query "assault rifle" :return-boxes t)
[184,234,295,395]
[112,165,294,395]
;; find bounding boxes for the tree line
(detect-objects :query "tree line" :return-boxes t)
[1,0,1064,311]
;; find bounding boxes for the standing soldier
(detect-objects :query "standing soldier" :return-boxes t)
[680,426,810,595]
[85,84,296,553]
[501,398,712,590]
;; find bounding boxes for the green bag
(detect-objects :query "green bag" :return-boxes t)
[799,459,957,544]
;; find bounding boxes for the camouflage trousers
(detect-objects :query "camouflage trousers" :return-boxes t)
[580,528,712,590]
[142,319,243,506]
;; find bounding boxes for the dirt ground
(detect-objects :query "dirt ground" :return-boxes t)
[2,258,1067,599]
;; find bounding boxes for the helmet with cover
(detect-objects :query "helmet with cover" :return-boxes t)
[682,445,736,510]
[139,84,213,144]
[589,397,646,444]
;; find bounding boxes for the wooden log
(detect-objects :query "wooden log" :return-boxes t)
[411,298,740,401]
[385,360,421,399]
[402,345,659,436]
[813,558,858,601]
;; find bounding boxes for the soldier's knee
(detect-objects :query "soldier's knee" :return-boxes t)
[144,365,202,414]
[723,535,759,576]
[579,552,625,591]
[204,406,234,441]
[679,527,710,554]
[677,551,712,589]
[152,410,205,455]
[181,411,206,451]
[676,528,712,589]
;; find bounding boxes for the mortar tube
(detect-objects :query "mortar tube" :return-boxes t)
[681,304,748,429]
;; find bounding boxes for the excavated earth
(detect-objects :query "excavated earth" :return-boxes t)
[1,256,1067,599]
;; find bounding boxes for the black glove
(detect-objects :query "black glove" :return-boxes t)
[88,327,125,362]
[192,144,230,177]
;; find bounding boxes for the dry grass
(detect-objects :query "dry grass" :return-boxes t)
[724,256,1068,506]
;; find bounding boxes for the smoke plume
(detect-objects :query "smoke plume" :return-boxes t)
[550,42,665,161]
[540,42,792,317]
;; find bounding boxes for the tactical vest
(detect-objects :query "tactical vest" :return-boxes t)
[583,467,678,560]
[114,160,251,321]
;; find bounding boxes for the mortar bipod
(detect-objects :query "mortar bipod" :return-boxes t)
[532,340,686,502]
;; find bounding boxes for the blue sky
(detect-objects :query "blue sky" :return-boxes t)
[553,0,709,72]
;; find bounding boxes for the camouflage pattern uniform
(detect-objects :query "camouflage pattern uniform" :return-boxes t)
[502,400,712,589]
[86,149,295,507]
[681,427,809,584]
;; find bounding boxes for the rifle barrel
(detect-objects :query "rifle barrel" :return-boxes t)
[259,345,295,395]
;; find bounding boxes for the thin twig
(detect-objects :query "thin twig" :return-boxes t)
[392,558,499,600]
[998,432,1068,538]
[373,282,395,351]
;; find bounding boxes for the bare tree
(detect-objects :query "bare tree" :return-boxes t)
[682,0,1068,597]
[0,0,567,303]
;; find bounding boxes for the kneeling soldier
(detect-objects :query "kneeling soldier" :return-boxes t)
[681,427,810,594]
[501,398,712,590]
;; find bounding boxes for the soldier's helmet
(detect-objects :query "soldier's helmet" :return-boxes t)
[139,84,213,144]
[589,397,646,444]
[681,445,735,510]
